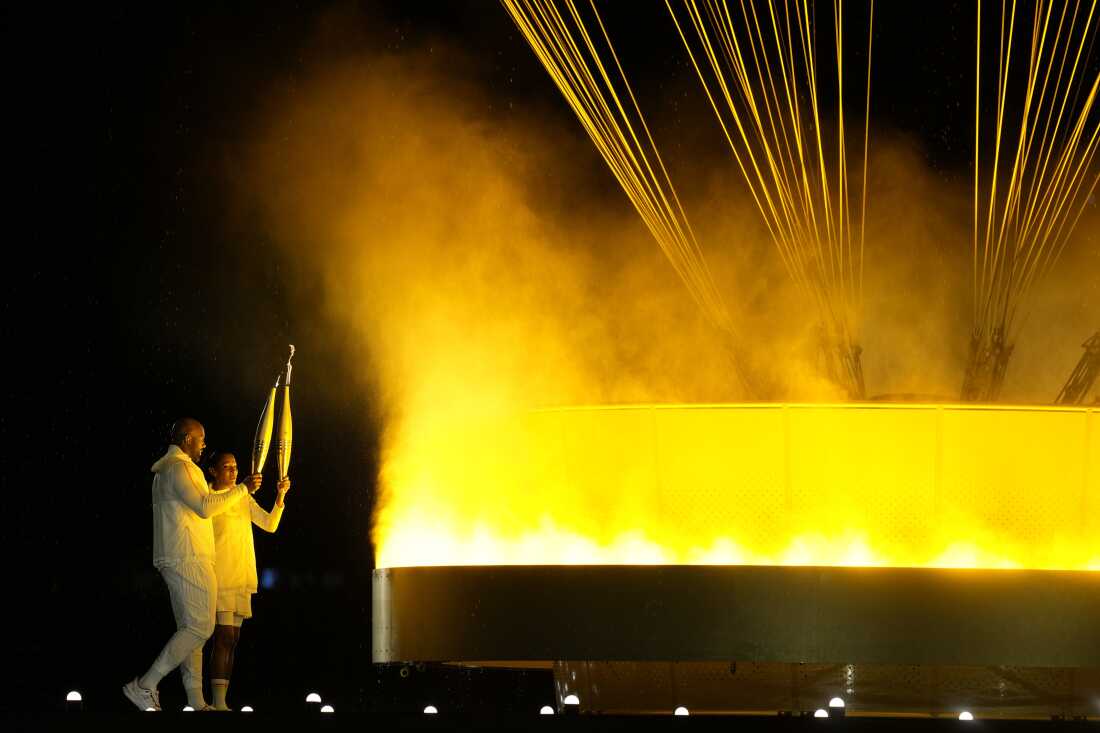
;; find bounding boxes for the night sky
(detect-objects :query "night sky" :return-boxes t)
[6,0,1089,714]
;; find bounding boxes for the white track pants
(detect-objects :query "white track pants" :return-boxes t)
[150,560,217,691]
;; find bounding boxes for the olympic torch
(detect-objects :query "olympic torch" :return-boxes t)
[252,376,278,475]
[276,344,295,480]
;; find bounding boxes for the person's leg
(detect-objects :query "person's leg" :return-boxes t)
[178,562,217,709]
[180,649,206,708]
[139,562,216,708]
[228,616,245,674]
[210,612,236,710]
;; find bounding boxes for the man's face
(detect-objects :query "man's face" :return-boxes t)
[212,455,238,487]
[183,426,206,462]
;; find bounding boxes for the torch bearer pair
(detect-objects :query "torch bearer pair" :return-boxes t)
[252,345,294,480]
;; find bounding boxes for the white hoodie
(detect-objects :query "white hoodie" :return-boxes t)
[151,445,247,568]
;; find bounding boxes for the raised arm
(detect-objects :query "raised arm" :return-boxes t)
[250,477,289,533]
[173,461,247,518]
[249,497,284,533]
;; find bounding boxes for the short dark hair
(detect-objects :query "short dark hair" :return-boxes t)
[203,450,238,479]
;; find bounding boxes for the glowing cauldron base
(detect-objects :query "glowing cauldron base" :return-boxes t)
[373,403,1099,716]
[378,403,1099,569]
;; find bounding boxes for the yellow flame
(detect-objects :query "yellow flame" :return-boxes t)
[375,402,1099,570]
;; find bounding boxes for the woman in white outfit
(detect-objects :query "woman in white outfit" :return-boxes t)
[205,450,290,711]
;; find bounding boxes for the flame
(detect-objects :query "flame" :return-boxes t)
[375,402,1099,570]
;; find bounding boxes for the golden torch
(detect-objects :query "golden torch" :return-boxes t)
[276,344,294,480]
[251,377,278,476]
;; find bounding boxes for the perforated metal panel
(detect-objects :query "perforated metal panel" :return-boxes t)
[379,403,1099,569]
[653,407,788,555]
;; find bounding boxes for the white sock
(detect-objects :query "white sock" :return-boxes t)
[186,686,207,709]
[211,678,229,710]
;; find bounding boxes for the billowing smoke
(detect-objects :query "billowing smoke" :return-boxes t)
[232,10,1098,561]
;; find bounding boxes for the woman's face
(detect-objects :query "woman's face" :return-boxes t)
[212,454,239,488]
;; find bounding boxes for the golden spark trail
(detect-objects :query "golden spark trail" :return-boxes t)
[974,0,982,327]
[501,0,758,395]
[670,0,873,399]
[859,0,871,307]
[965,0,1100,401]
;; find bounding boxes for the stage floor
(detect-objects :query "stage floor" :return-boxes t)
[8,711,1097,731]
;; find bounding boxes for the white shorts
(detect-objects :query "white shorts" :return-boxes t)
[216,610,248,627]
[216,587,253,625]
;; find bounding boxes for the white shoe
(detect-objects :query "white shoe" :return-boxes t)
[123,678,161,711]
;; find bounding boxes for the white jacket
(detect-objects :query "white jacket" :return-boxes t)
[211,488,284,593]
[151,445,247,567]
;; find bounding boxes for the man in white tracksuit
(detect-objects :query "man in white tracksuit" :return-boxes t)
[123,418,261,711]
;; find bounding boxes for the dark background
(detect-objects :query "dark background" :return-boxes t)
[5,0,1086,714]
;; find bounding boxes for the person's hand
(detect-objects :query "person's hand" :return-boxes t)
[245,473,263,494]
[276,477,290,506]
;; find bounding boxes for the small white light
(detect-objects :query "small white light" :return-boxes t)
[182,706,195,711]
[306,692,322,703]
[423,705,438,714]
[814,709,829,718]
[563,694,580,706]
[674,706,689,716]
[144,707,157,712]
[241,706,254,712]
[959,711,974,721]
[66,691,82,702]
[320,704,335,713]
[829,697,845,708]
[539,705,555,715]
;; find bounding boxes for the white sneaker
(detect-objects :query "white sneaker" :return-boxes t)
[123,678,161,711]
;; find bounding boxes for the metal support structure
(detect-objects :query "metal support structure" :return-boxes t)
[817,327,866,400]
[837,341,866,400]
[1055,329,1100,405]
[961,327,1013,402]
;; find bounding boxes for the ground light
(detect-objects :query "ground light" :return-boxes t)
[182,706,194,711]
[423,705,438,714]
[829,696,846,717]
[539,705,554,715]
[814,709,829,718]
[321,704,335,713]
[240,706,253,712]
[563,694,580,705]
[674,706,689,716]
[959,711,975,721]
[65,691,82,712]
[144,708,156,712]
[305,691,322,714]
[305,692,322,703]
